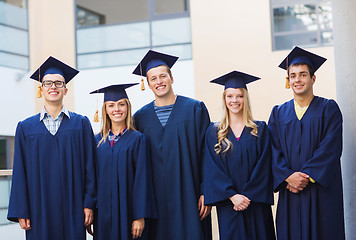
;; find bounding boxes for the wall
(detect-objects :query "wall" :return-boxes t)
[28,0,77,113]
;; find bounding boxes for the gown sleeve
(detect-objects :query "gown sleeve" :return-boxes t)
[132,134,157,220]
[268,106,294,192]
[203,124,237,206]
[241,122,274,204]
[82,117,97,210]
[7,122,31,222]
[194,101,211,195]
[301,100,343,188]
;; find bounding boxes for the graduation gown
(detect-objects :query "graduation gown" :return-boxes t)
[204,121,275,240]
[133,95,212,240]
[268,96,345,240]
[7,112,96,240]
[94,130,157,240]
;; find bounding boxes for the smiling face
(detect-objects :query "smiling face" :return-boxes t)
[105,99,128,125]
[146,65,174,99]
[224,88,244,116]
[41,74,67,104]
[288,64,315,97]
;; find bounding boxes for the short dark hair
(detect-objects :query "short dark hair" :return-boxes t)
[288,63,315,77]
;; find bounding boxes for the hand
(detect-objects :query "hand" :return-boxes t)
[84,208,93,227]
[229,194,250,211]
[19,218,31,230]
[132,218,145,239]
[285,172,309,191]
[86,223,94,236]
[198,195,212,220]
[286,183,300,193]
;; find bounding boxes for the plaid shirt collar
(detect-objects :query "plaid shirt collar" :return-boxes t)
[108,128,128,147]
[40,106,70,121]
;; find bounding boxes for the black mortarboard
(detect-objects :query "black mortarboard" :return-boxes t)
[278,46,327,72]
[30,56,79,83]
[210,71,260,90]
[90,83,138,102]
[132,50,179,77]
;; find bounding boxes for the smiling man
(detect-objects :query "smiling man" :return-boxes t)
[132,50,212,240]
[7,56,96,240]
[268,47,345,240]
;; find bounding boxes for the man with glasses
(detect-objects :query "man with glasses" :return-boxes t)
[7,56,96,240]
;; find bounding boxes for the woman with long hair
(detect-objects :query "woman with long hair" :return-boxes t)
[89,83,156,240]
[204,71,275,239]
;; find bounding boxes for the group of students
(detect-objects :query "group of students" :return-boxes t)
[7,46,345,240]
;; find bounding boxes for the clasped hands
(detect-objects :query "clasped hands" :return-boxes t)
[230,194,251,212]
[285,172,310,193]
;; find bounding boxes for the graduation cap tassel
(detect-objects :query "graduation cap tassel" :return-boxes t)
[285,77,290,89]
[140,63,145,91]
[94,110,99,122]
[37,85,42,98]
[141,78,145,91]
[285,56,290,89]
[94,91,99,122]
[37,67,42,98]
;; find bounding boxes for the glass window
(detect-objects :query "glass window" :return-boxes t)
[151,18,191,46]
[76,0,149,27]
[77,6,105,28]
[271,0,332,51]
[0,139,6,170]
[0,1,27,29]
[155,0,187,15]
[0,176,12,225]
[0,0,28,70]
[77,22,150,54]
[76,0,191,69]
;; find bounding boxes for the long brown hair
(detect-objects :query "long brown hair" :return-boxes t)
[214,88,258,154]
[97,98,135,146]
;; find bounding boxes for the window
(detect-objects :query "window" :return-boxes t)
[77,6,105,28]
[76,0,191,69]
[271,0,332,51]
[0,136,14,225]
[0,0,29,69]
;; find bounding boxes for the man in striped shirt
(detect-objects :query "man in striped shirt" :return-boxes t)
[133,50,212,240]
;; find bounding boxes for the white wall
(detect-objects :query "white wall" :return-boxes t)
[0,66,35,136]
[73,60,195,134]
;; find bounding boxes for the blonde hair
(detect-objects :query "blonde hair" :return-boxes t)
[97,98,136,147]
[214,88,258,154]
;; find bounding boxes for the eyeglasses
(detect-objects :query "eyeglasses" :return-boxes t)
[42,80,66,88]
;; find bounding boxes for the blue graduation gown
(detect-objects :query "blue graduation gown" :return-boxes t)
[133,95,212,240]
[268,96,345,240]
[94,130,157,240]
[7,112,96,240]
[204,121,275,240]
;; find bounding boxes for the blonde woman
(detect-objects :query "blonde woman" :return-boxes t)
[89,84,156,240]
[204,71,275,240]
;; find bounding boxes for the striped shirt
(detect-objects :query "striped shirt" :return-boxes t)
[154,103,174,127]
[108,128,128,147]
[40,106,70,135]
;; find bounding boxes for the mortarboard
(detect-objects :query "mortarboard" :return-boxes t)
[279,46,326,88]
[90,83,138,102]
[90,83,138,122]
[210,71,260,90]
[30,56,79,84]
[132,50,178,91]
